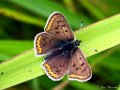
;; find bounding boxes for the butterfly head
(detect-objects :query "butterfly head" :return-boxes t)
[75,40,81,46]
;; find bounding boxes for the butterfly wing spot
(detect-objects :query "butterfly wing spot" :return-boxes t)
[81,62,84,66]
[53,66,57,68]
[49,39,53,42]
[43,44,47,46]
[42,37,48,47]
[42,37,49,44]
[55,27,59,29]
[57,25,60,27]
[72,64,76,67]
[79,57,81,60]
[60,19,64,22]
[43,37,47,41]
[82,68,86,72]
[61,24,66,28]
[56,70,61,73]
[76,67,79,71]
[59,64,64,67]
[43,39,45,41]
[65,30,68,32]
[57,21,60,23]
[56,31,60,34]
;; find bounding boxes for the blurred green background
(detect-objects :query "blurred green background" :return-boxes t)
[0,0,120,90]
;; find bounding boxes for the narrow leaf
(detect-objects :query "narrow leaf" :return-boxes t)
[0,14,120,89]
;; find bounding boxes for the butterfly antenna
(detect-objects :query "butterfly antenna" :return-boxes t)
[77,21,84,35]
[80,21,84,28]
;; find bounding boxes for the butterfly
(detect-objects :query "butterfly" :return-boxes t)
[34,12,92,82]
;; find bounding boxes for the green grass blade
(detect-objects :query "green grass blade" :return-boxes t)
[71,81,103,90]
[79,0,106,19]
[0,49,44,89]
[75,14,120,57]
[0,2,45,27]
[9,0,93,28]
[117,85,120,90]
[0,14,120,89]
[0,40,32,56]
[0,40,33,62]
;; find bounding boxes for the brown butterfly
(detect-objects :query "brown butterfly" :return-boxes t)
[34,12,92,81]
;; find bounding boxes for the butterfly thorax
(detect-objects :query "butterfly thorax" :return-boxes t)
[61,40,81,52]
[44,40,81,60]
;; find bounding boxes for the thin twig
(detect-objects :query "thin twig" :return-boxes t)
[52,80,70,90]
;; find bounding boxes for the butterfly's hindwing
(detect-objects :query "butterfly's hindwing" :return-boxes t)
[68,48,92,82]
[42,53,70,81]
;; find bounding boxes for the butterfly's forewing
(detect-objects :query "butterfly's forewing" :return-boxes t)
[45,12,74,41]
[42,53,70,81]
[68,48,92,82]
[35,12,74,55]
[35,32,59,55]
